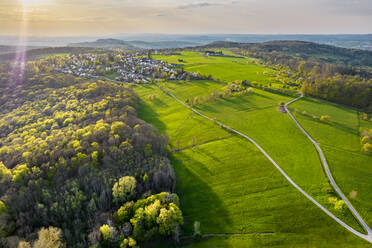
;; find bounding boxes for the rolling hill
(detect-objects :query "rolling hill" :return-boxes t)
[199,40,372,67]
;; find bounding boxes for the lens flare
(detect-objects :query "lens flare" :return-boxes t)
[9,0,30,88]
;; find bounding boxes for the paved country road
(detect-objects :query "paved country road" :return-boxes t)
[285,93,372,242]
[156,83,372,244]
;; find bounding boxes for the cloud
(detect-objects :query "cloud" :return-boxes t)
[177,2,219,9]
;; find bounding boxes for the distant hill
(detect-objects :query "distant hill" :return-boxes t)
[0,45,43,55]
[0,47,105,61]
[69,38,137,50]
[200,40,372,67]
[69,38,200,50]
[128,40,200,49]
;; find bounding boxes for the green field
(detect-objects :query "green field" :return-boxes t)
[288,97,372,228]
[160,80,363,231]
[131,80,370,247]
[154,51,277,84]
[160,80,225,102]
[133,84,230,151]
[128,51,372,247]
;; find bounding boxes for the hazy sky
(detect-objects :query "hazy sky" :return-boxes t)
[1,0,371,36]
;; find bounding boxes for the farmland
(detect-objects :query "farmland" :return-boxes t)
[129,51,372,247]
[288,97,372,228]
[153,51,277,84]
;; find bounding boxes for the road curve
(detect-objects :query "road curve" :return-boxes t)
[156,83,372,244]
[285,93,372,240]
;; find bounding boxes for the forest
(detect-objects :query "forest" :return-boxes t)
[0,61,182,247]
[238,44,372,111]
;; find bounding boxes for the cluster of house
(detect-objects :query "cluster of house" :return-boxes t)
[203,51,224,56]
[52,54,179,83]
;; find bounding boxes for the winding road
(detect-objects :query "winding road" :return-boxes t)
[156,83,372,244]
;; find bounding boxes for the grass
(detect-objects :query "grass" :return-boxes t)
[160,80,225,102]
[154,51,277,84]
[131,82,371,247]
[288,97,372,228]
[162,82,363,232]
[132,84,230,151]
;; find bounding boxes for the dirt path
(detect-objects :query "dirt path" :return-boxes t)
[156,83,372,244]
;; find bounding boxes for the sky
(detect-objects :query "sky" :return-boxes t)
[0,0,371,36]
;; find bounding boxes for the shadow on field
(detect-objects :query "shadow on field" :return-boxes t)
[303,97,356,115]
[152,97,168,108]
[296,110,359,136]
[138,99,167,134]
[170,153,232,235]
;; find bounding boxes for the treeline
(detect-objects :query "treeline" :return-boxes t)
[199,40,372,67]
[0,61,181,247]
[240,47,372,111]
[301,75,372,111]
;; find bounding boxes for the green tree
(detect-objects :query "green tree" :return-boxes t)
[0,201,15,237]
[114,201,134,225]
[320,115,330,122]
[0,162,11,180]
[112,176,136,204]
[12,164,30,184]
[99,224,113,242]
[156,203,184,236]
[33,226,66,248]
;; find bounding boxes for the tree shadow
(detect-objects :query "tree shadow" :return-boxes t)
[170,153,232,235]
[296,111,359,136]
[137,99,167,134]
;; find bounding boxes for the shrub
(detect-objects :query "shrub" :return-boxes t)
[320,115,330,122]
[112,176,137,204]
[363,143,372,153]
[193,221,201,239]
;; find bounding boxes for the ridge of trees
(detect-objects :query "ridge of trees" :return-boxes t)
[0,60,181,247]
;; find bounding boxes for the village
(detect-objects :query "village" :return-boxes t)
[52,53,206,83]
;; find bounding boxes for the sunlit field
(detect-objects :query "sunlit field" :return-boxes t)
[154,51,277,84]
[289,97,372,228]
[132,82,370,247]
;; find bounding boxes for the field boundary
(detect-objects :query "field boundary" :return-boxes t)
[155,82,372,243]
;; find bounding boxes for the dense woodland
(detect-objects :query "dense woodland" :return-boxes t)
[0,61,181,247]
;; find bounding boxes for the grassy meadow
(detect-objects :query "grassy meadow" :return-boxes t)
[129,52,372,247]
[160,80,364,231]
[154,51,277,84]
[131,79,370,247]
